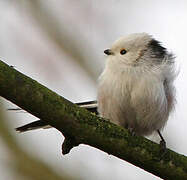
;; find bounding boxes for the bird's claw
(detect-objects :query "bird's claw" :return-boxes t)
[159,139,167,159]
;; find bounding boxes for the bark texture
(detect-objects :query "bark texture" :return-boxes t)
[0,60,186,180]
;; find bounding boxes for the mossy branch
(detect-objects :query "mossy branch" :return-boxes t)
[0,60,186,180]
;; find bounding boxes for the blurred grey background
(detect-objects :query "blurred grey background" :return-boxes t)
[0,0,187,180]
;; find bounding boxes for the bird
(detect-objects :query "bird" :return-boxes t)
[15,33,176,147]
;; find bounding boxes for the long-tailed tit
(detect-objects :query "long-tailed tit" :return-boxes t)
[98,33,176,146]
[16,33,176,147]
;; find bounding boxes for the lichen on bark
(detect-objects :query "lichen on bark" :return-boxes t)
[0,60,187,180]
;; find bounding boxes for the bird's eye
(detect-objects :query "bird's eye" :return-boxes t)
[120,49,127,55]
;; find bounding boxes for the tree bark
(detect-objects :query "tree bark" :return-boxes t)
[0,60,186,180]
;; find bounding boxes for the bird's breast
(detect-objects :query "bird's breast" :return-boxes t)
[97,67,168,135]
[97,69,136,125]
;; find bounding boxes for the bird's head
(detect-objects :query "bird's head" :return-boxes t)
[104,33,170,70]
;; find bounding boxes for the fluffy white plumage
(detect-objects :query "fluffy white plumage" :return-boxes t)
[98,33,176,136]
[15,33,176,138]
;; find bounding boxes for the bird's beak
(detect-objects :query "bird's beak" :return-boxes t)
[104,49,113,55]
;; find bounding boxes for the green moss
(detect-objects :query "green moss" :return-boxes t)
[0,60,187,180]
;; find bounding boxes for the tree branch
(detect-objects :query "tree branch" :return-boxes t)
[0,60,186,180]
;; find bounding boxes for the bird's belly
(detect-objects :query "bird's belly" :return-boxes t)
[98,74,168,136]
[98,76,134,127]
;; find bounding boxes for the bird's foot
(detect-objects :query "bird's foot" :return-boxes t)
[156,130,169,159]
[128,128,136,136]
[159,140,167,160]
[160,139,166,151]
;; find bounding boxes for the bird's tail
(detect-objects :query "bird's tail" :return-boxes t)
[14,101,98,133]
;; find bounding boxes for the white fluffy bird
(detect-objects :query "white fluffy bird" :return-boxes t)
[16,33,176,146]
[98,33,176,143]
